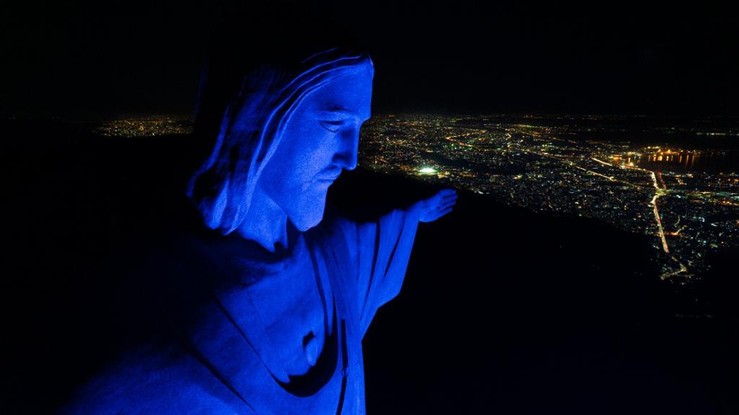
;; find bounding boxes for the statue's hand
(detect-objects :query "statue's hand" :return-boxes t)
[415,188,458,223]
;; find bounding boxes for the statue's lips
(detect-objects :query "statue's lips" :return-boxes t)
[315,177,338,183]
[314,171,342,183]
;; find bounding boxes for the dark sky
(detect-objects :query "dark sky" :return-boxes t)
[3,0,738,119]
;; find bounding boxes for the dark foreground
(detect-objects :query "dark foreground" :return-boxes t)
[1,120,738,414]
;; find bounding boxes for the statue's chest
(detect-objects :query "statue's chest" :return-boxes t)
[216,248,330,380]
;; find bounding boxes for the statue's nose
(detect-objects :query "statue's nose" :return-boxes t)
[334,129,359,170]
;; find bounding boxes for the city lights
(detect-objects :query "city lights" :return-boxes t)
[359,113,739,283]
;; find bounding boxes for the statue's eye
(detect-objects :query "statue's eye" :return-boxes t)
[319,120,342,133]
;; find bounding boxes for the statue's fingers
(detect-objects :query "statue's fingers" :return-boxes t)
[437,206,454,217]
[437,201,454,211]
[437,188,457,197]
[439,196,457,207]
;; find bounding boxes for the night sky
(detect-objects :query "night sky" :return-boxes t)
[3,0,739,119]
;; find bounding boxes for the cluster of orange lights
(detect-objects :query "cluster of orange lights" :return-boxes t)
[611,147,705,167]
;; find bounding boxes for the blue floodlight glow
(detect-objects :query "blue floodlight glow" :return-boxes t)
[59,47,456,415]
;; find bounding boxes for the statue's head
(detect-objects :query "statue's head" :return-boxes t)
[187,9,373,235]
[257,56,373,232]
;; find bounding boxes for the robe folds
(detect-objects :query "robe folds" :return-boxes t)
[59,206,421,415]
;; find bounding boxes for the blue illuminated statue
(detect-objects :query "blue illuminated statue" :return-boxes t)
[59,23,456,415]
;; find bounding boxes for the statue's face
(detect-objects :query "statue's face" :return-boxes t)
[259,62,373,231]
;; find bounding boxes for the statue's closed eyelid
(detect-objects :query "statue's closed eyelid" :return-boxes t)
[319,120,342,133]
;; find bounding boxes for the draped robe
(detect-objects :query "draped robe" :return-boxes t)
[59,205,422,415]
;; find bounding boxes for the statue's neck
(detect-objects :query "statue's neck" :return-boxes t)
[236,188,290,253]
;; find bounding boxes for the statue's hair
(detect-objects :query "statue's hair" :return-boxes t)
[187,14,372,234]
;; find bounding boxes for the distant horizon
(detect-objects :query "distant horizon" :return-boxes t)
[5,110,739,124]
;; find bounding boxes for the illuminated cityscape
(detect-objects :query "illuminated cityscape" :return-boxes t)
[359,113,739,284]
[94,115,193,137]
